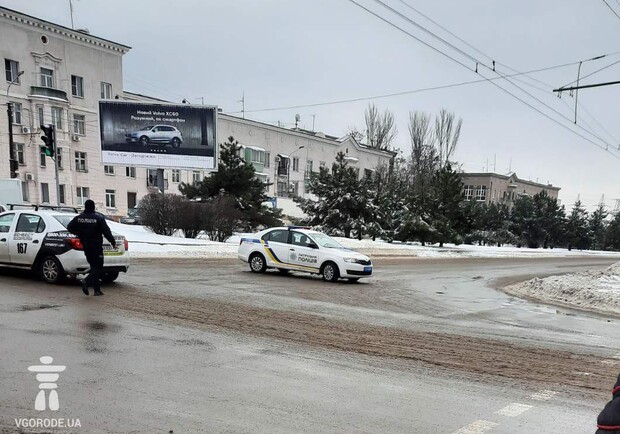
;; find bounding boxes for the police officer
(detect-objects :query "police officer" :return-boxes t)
[67,199,116,296]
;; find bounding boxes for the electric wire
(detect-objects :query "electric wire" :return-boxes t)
[345,0,620,159]
[603,0,620,21]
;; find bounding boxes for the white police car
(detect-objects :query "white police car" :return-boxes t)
[238,226,372,282]
[0,208,129,284]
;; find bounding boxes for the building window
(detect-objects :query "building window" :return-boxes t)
[40,67,54,88]
[464,185,474,200]
[75,151,87,172]
[73,114,85,135]
[16,143,25,165]
[41,183,50,203]
[126,166,136,178]
[305,160,313,176]
[21,181,29,202]
[5,59,20,83]
[51,107,62,130]
[37,105,44,127]
[265,152,270,168]
[249,148,266,165]
[56,147,63,169]
[71,75,84,97]
[192,171,201,184]
[76,187,89,205]
[100,82,112,99]
[292,157,299,172]
[58,184,66,204]
[256,173,269,184]
[147,169,157,187]
[171,169,180,183]
[40,148,47,167]
[104,165,115,175]
[474,185,487,201]
[127,192,137,209]
[11,102,22,124]
[105,189,116,208]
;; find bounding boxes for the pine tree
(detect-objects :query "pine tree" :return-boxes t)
[179,136,282,230]
[430,162,463,247]
[565,200,591,250]
[589,203,608,251]
[605,212,620,251]
[296,152,365,238]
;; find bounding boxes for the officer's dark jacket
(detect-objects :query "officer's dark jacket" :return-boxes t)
[67,210,116,248]
[597,372,620,433]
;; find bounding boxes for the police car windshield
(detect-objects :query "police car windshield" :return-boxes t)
[309,232,344,249]
[53,214,75,228]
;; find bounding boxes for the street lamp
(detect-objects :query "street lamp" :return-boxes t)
[287,145,304,198]
[7,70,25,178]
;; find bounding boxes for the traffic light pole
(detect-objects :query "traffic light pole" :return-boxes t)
[52,127,60,206]
[7,102,18,178]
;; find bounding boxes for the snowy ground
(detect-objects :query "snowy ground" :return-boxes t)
[504,262,620,317]
[108,223,620,260]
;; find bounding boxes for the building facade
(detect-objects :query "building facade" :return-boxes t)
[0,7,393,217]
[459,172,560,206]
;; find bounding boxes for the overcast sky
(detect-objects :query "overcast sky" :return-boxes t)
[3,0,620,210]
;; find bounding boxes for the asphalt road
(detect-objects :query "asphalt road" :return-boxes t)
[1,256,619,433]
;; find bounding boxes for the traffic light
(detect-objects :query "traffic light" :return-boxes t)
[40,124,55,159]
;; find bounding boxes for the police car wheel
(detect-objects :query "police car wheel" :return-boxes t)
[249,253,267,273]
[39,256,65,284]
[321,262,339,282]
[101,271,120,283]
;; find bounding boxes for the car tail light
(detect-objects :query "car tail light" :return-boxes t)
[124,239,129,251]
[66,238,83,250]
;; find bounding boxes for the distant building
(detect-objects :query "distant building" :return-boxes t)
[459,172,560,206]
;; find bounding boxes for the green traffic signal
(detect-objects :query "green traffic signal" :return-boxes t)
[41,145,53,157]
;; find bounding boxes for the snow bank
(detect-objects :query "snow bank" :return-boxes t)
[504,262,620,316]
[108,223,620,260]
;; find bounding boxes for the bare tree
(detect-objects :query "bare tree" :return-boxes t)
[434,108,462,168]
[365,103,398,150]
[346,125,366,144]
[407,111,438,199]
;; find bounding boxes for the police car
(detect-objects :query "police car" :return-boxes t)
[0,208,129,284]
[238,227,372,282]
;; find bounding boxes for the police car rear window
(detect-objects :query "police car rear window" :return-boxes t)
[53,215,74,228]
[262,230,288,243]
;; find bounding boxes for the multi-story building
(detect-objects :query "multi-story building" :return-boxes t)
[1,6,393,217]
[460,172,560,206]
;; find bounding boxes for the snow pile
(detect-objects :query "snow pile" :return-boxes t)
[505,262,620,316]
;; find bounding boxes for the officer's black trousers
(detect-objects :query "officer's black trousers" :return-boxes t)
[84,246,104,291]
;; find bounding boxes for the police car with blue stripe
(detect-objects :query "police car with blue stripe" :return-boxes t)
[238,226,372,282]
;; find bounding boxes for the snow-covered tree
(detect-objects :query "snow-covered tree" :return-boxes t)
[589,203,608,251]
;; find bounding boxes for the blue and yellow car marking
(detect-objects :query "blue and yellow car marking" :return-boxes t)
[260,240,319,272]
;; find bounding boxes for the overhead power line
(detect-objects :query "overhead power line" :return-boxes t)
[229,62,580,114]
[603,0,620,21]
[345,0,620,159]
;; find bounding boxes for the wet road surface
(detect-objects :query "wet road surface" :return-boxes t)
[1,256,619,433]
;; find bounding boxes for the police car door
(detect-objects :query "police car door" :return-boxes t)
[288,231,320,272]
[9,213,46,265]
[262,229,291,268]
[0,213,17,263]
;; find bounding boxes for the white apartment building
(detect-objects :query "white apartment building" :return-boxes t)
[1,7,393,217]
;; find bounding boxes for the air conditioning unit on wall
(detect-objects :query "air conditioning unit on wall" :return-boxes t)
[71,134,81,142]
[21,126,31,134]
[25,173,35,181]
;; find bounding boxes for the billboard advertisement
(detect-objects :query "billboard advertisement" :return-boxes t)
[99,101,217,170]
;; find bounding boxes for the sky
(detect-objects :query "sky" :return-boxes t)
[3,0,620,210]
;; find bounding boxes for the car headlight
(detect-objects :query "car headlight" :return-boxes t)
[343,258,357,263]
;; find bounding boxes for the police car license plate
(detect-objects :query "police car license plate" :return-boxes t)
[103,245,120,255]
[364,266,372,273]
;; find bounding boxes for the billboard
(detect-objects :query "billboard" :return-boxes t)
[99,101,217,170]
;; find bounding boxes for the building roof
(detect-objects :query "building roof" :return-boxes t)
[460,172,561,191]
[0,6,131,53]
